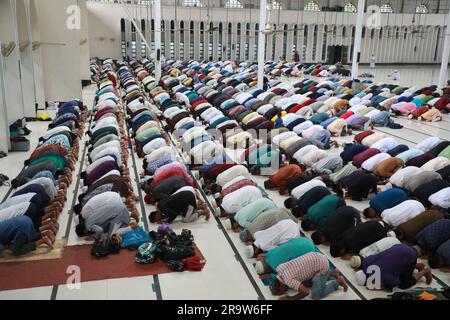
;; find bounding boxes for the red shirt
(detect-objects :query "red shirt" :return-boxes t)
[354,130,375,143]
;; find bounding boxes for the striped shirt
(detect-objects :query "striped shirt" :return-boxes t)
[276,253,328,290]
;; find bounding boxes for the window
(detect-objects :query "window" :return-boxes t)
[228,23,232,60]
[200,22,204,60]
[161,20,165,57]
[190,21,194,59]
[218,23,224,60]
[170,20,175,59]
[208,22,214,60]
[343,2,357,13]
[254,23,259,61]
[312,25,318,61]
[271,24,276,60]
[380,4,394,13]
[225,0,243,9]
[302,26,308,61]
[293,24,298,53]
[141,19,146,58]
[267,1,282,10]
[184,0,203,7]
[304,1,320,11]
[120,18,127,58]
[138,0,153,5]
[131,22,137,58]
[180,21,185,60]
[151,19,155,50]
[282,25,288,60]
[245,23,250,60]
[236,23,241,60]
[416,4,428,14]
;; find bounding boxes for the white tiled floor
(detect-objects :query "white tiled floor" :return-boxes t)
[1,71,450,300]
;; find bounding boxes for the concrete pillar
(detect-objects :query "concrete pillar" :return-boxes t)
[257,0,267,89]
[351,0,365,79]
[154,0,161,81]
[439,10,450,88]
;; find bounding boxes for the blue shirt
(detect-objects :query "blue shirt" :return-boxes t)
[369,188,408,214]
[415,219,450,252]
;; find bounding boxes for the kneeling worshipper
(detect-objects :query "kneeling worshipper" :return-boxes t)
[355,244,432,291]
[263,164,303,190]
[428,187,450,212]
[311,206,362,246]
[428,239,450,270]
[255,237,318,277]
[219,185,263,216]
[150,186,210,224]
[290,186,331,218]
[330,221,388,258]
[335,170,377,201]
[225,198,277,232]
[75,192,138,239]
[284,178,327,209]
[379,200,425,229]
[245,219,300,258]
[0,216,55,256]
[362,188,408,219]
[300,195,347,231]
[373,157,404,180]
[269,252,348,300]
[350,237,402,269]
[412,179,450,207]
[396,210,444,243]
[239,208,298,243]
[414,219,450,256]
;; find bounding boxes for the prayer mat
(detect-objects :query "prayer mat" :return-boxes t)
[0,242,204,291]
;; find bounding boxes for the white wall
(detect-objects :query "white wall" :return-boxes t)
[30,0,46,109]
[87,3,448,64]
[17,0,36,118]
[0,0,25,128]
[36,0,82,101]
[80,0,91,81]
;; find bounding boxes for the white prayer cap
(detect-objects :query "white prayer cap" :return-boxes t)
[355,270,367,286]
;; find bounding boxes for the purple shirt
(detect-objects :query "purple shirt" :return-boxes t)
[362,244,417,290]
[85,161,120,186]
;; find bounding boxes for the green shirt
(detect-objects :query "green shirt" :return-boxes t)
[307,195,344,225]
[438,145,450,160]
[266,237,318,271]
[234,198,277,229]
[91,126,118,145]
[30,155,66,171]
[310,113,329,125]
[329,163,357,183]
[135,127,161,142]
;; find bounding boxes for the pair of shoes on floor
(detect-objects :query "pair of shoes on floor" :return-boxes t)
[0,151,6,158]
[0,174,9,187]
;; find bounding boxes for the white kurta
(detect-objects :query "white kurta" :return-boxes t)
[254,219,300,251]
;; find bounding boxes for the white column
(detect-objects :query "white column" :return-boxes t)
[154,0,161,82]
[439,10,450,88]
[257,0,267,89]
[351,0,365,79]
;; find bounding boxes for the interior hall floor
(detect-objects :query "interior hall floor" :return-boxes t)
[0,72,449,300]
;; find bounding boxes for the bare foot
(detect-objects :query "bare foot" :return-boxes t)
[338,276,348,292]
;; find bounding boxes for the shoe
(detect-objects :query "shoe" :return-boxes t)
[166,260,185,272]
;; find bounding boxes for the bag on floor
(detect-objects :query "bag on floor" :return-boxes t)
[121,227,152,249]
[135,242,157,264]
[182,254,206,272]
